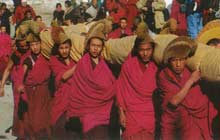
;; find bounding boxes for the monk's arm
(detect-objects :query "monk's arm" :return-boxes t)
[0,59,14,87]
[0,59,14,96]
[169,79,194,106]
[16,64,28,93]
[169,70,200,106]
[62,65,76,82]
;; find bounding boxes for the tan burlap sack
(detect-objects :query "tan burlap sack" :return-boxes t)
[198,19,220,35]
[40,29,54,59]
[105,35,137,64]
[200,48,220,81]
[40,28,85,61]
[196,27,220,44]
[153,34,178,64]
[187,43,213,70]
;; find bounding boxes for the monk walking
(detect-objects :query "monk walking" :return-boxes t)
[117,35,157,140]
[68,32,116,140]
[158,36,217,140]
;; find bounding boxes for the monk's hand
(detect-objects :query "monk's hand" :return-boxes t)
[189,70,201,84]
[0,86,4,97]
[17,85,25,93]
[119,109,126,128]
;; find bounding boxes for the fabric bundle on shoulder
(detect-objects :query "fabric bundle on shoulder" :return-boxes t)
[153,34,220,82]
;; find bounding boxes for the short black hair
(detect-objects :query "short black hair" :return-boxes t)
[35,15,42,21]
[1,3,6,8]
[84,37,105,55]
[131,37,155,57]
[51,39,72,55]
[65,0,72,7]
[207,38,220,46]
[120,17,127,21]
[56,3,62,8]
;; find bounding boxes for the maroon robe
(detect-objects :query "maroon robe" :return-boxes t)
[49,56,76,125]
[158,67,217,140]
[10,51,30,138]
[68,53,116,134]
[119,0,139,28]
[117,55,157,139]
[108,27,133,39]
[22,54,51,137]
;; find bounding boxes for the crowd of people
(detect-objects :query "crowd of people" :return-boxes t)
[0,0,220,140]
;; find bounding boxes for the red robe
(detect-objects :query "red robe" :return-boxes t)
[117,55,157,139]
[0,33,12,79]
[119,0,139,28]
[158,67,217,140]
[170,0,187,36]
[105,0,127,24]
[49,56,76,125]
[23,54,51,136]
[14,5,36,23]
[108,27,133,39]
[68,53,116,133]
[11,51,30,138]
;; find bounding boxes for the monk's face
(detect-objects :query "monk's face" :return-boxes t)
[137,43,153,64]
[58,42,71,59]
[169,57,187,75]
[30,41,41,55]
[120,19,127,29]
[17,40,29,54]
[88,38,104,58]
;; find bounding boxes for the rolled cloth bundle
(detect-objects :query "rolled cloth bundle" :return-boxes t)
[196,19,220,44]
[39,21,220,81]
[154,34,220,81]
[40,18,112,61]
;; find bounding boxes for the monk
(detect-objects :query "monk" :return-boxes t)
[0,38,30,140]
[158,36,217,140]
[117,35,157,140]
[49,33,80,140]
[68,33,116,140]
[18,33,52,140]
[108,17,133,39]
[117,37,157,140]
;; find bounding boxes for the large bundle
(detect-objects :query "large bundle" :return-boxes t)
[153,34,220,81]
[153,34,178,64]
[187,45,220,81]
[104,36,136,64]
[196,19,220,44]
[196,27,220,44]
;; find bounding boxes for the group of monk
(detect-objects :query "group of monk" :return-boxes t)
[0,21,219,140]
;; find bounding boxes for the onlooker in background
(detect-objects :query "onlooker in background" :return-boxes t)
[120,0,139,28]
[108,17,133,39]
[53,3,64,26]
[170,0,188,35]
[152,0,166,32]
[64,0,82,25]
[136,0,155,32]
[0,3,11,35]
[186,0,203,39]
[85,0,99,22]
[14,0,36,24]
[201,0,220,24]
[13,0,21,9]
[9,15,16,38]
[105,0,126,25]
